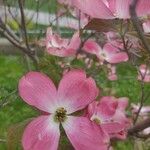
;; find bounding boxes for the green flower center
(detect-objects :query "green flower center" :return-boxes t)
[54,107,67,123]
[92,118,101,125]
[100,52,106,58]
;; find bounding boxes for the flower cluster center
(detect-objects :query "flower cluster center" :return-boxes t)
[100,52,106,58]
[54,107,67,123]
[91,115,101,125]
[93,118,101,125]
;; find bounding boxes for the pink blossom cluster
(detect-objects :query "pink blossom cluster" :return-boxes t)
[45,27,130,81]
[19,70,130,150]
[17,0,150,149]
[45,27,81,57]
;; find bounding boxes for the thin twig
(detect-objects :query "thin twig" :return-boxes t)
[18,0,30,50]
[129,0,150,54]
[133,64,149,124]
[76,32,95,55]
[128,118,150,135]
[0,90,17,109]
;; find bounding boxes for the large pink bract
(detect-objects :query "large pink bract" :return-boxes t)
[71,0,150,19]
[19,70,109,150]
[85,96,130,140]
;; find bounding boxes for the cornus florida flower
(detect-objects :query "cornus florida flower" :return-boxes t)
[72,0,115,19]
[107,0,150,19]
[85,96,130,140]
[83,40,128,64]
[19,70,109,150]
[46,27,81,57]
[111,97,130,139]
[72,0,150,19]
[138,64,150,82]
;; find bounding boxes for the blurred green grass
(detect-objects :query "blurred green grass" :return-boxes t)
[5,0,57,13]
[0,55,150,149]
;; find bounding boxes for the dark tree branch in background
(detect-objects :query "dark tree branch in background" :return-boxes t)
[35,0,40,30]
[128,0,150,137]
[133,64,150,124]
[128,118,150,135]
[18,0,30,50]
[0,18,21,43]
[76,32,95,55]
[18,0,34,71]
[0,18,37,62]
[0,1,39,70]
[7,5,22,29]
[130,0,150,54]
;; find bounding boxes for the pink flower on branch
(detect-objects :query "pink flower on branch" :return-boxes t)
[19,70,109,150]
[85,96,130,140]
[72,0,115,19]
[108,0,150,19]
[46,27,81,57]
[83,40,128,64]
[111,97,131,139]
[72,0,150,19]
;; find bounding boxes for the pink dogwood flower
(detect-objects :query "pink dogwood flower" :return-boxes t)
[72,0,115,19]
[83,40,128,64]
[85,96,129,140]
[111,97,130,139]
[19,70,109,150]
[46,27,81,57]
[85,96,130,140]
[108,0,150,19]
[138,64,150,82]
[72,0,150,19]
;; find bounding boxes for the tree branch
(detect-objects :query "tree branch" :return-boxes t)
[128,118,150,135]
[129,0,150,54]
[18,0,30,50]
